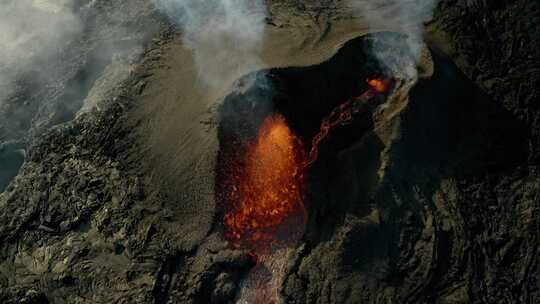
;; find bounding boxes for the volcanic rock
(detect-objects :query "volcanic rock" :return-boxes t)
[0,0,539,303]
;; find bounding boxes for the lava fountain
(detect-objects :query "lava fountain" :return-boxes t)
[222,76,392,303]
[223,114,307,303]
[223,114,307,253]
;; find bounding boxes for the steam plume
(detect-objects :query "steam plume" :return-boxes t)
[348,0,439,78]
[0,0,82,105]
[153,0,268,87]
[0,0,156,192]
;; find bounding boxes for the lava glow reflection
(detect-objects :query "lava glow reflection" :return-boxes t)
[367,76,390,93]
[224,114,307,253]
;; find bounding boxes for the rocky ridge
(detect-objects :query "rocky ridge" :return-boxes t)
[0,1,538,303]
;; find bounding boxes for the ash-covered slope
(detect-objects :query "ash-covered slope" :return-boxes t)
[0,1,539,303]
[0,0,160,191]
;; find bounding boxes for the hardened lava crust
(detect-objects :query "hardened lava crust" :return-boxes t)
[0,1,539,303]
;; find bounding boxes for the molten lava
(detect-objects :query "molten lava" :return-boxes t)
[303,101,354,167]
[303,77,391,167]
[367,76,390,93]
[223,76,390,251]
[224,114,307,252]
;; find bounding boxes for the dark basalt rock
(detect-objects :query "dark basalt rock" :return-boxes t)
[0,0,539,303]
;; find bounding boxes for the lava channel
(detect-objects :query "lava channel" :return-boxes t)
[303,76,392,168]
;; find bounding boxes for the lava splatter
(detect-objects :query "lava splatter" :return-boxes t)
[223,114,307,253]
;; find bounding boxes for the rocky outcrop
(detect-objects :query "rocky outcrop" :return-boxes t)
[0,1,538,303]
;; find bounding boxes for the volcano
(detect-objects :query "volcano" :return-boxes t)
[0,1,539,304]
[214,32,436,302]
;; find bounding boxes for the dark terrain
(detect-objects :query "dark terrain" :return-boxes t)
[0,0,539,303]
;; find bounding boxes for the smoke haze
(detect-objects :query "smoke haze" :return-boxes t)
[348,0,439,78]
[0,0,157,192]
[153,0,268,87]
[0,0,83,104]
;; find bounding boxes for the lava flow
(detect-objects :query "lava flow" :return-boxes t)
[223,114,307,253]
[223,77,390,252]
[303,76,391,168]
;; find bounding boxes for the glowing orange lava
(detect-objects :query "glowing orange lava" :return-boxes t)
[367,77,390,93]
[303,77,391,167]
[224,114,307,252]
[303,102,353,167]
[223,77,390,251]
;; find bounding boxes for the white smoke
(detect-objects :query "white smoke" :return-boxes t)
[0,0,160,193]
[348,0,439,79]
[0,0,83,104]
[153,0,267,87]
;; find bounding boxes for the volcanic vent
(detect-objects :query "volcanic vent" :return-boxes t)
[221,112,307,252]
[215,32,429,302]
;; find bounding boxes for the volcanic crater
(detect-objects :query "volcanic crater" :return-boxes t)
[1,1,538,302]
[216,32,422,252]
